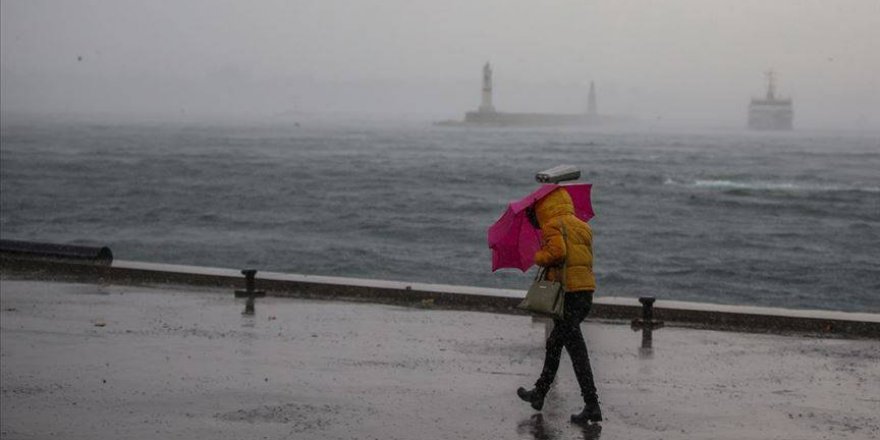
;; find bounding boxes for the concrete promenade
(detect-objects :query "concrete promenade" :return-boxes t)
[1,279,879,439]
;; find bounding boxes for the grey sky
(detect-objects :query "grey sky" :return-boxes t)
[2,0,878,128]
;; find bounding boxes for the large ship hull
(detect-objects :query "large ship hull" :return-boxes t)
[748,100,793,130]
[748,72,793,131]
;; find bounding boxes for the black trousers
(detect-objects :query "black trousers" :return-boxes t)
[534,291,598,404]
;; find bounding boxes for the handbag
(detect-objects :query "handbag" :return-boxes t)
[518,222,567,320]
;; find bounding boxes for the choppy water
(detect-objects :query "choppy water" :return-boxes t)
[1,120,878,312]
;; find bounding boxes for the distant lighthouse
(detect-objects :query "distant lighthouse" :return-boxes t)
[587,81,598,116]
[459,63,630,126]
[479,62,496,113]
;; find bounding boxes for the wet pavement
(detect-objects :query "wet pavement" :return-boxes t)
[1,279,879,440]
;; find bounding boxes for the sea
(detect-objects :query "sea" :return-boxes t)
[1,119,878,313]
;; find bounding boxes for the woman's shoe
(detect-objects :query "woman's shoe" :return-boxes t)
[516,387,545,411]
[570,404,603,424]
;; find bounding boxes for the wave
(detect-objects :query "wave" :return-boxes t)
[665,178,880,194]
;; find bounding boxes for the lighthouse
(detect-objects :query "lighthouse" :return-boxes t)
[460,63,630,126]
[587,81,598,116]
[479,62,496,113]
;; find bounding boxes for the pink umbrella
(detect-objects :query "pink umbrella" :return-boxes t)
[487,183,594,272]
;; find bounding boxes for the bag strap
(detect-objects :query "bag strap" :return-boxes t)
[533,266,545,281]
[559,220,568,285]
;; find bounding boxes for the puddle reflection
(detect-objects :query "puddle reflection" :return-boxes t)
[516,414,602,440]
[516,414,556,440]
[578,423,603,439]
[236,314,257,356]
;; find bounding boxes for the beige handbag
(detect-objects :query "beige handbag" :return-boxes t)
[518,223,567,320]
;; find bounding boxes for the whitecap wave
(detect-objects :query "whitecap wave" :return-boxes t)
[669,178,880,193]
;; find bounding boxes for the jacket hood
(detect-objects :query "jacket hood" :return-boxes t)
[534,187,574,226]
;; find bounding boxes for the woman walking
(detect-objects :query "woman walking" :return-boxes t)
[516,187,602,424]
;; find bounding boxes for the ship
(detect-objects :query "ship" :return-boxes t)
[748,71,793,130]
[438,62,629,127]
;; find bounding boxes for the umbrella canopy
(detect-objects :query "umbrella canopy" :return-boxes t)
[487,183,594,272]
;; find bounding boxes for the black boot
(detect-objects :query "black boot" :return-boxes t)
[516,387,545,411]
[570,399,602,424]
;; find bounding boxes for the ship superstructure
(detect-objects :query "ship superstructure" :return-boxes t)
[748,71,793,130]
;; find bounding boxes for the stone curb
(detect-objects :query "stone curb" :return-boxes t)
[1,257,878,339]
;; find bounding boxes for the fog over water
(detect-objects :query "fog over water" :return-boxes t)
[2,0,879,129]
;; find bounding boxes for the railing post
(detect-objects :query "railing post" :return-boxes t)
[234,269,266,315]
[631,297,664,351]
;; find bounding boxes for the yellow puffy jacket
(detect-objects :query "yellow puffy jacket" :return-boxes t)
[533,188,596,292]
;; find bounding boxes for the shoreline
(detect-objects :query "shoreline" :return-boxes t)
[2,256,877,339]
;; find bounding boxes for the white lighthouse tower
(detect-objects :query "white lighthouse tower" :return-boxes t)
[587,81,598,116]
[479,62,496,113]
